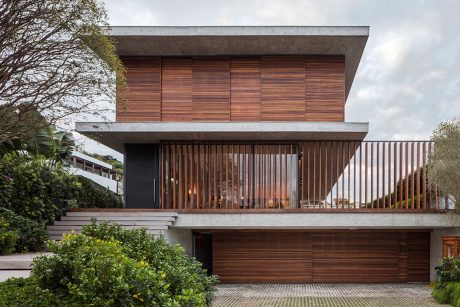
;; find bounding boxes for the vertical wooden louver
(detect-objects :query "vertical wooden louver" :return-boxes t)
[162,141,438,210]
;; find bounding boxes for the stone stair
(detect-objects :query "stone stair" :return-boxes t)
[47,210,178,240]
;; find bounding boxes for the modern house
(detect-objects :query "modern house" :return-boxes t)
[69,26,459,283]
[69,151,122,194]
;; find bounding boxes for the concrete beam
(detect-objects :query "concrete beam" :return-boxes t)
[108,26,369,100]
[171,212,460,229]
[76,121,369,153]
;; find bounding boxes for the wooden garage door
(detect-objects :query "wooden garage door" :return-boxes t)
[212,231,430,283]
[213,232,312,283]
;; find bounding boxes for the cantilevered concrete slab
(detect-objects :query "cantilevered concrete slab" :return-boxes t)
[171,212,459,230]
[108,26,369,99]
[76,121,369,153]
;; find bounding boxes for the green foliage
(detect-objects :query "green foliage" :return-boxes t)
[7,222,218,306]
[0,217,17,255]
[82,222,219,305]
[0,153,80,224]
[0,278,68,306]
[433,282,460,306]
[0,153,122,227]
[0,208,47,253]
[75,176,122,209]
[32,235,174,306]
[430,119,460,209]
[436,257,460,284]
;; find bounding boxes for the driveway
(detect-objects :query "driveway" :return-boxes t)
[212,284,448,307]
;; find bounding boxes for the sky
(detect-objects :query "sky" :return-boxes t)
[81,0,460,161]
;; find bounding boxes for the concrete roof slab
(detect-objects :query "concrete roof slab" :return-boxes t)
[76,121,369,153]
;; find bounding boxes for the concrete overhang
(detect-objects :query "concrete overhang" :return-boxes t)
[76,121,369,153]
[171,212,460,230]
[109,26,369,100]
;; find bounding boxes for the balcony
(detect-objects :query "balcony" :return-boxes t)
[161,141,441,212]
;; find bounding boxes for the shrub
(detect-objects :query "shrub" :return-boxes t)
[32,235,175,306]
[0,153,80,224]
[435,257,460,284]
[0,217,17,255]
[0,153,123,227]
[75,176,122,208]
[5,222,218,306]
[0,208,47,252]
[82,221,219,305]
[433,281,460,306]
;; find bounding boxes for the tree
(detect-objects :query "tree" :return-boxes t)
[429,119,460,209]
[0,0,125,143]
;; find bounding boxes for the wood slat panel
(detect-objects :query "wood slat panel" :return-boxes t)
[212,230,430,283]
[192,57,230,121]
[213,232,312,283]
[230,58,261,121]
[161,58,192,121]
[305,56,345,121]
[117,57,161,121]
[261,56,306,121]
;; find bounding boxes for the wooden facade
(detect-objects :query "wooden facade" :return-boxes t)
[117,56,345,122]
[162,141,438,210]
[212,230,430,283]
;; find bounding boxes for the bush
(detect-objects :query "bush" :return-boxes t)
[433,281,460,306]
[0,217,17,255]
[0,222,218,306]
[0,208,47,252]
[0,153,80,224]
[82,222,218,305]
[75,176,122,208]
[0,153,123,227]
[436,257,460,284]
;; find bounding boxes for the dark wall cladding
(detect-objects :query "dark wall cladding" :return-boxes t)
[124,144,161,208]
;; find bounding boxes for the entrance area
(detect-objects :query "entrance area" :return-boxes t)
[195,230,431,283]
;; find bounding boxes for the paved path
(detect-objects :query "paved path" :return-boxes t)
[212,284,447,307]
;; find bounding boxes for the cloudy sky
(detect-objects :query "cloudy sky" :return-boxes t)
[82,0,460,160]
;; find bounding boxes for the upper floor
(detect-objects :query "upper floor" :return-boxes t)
[111,26,368,123]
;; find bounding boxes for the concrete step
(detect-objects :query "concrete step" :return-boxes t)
[48,229,163,241]
[66,211,178,217]
[54,220,172,226]
[48,225,169,232]
[61,216,176,222]
[0,253,52,270]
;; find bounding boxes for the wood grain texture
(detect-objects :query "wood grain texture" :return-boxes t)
[213,232,312,283]
[117,56,346,122]
[306,56,345,121]
[261,56,306,121]
[212,230,431,283]
[192,57,230,121]
[230,58,261,121]
[117,57,161,122]
[161,58,192,121]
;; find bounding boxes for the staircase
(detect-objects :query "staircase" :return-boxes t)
[47,210,178,241]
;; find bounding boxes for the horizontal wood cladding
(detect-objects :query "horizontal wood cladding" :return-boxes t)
[192,57,230,121]
[230,58,261,121]
[261,56,306,121]
[117,57,161,122]
[117,56,345,122]
[306,56,345,121]
[161,58,192,121]
[212,230,430,283]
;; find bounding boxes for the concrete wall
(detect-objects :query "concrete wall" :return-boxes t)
[164,228,193,256]
[430,227,460,281]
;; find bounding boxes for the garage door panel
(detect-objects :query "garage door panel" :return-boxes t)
[212,231,430,283]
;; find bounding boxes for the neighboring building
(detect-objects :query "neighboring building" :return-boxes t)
[70,151,121,194]
[75,26,459,283]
